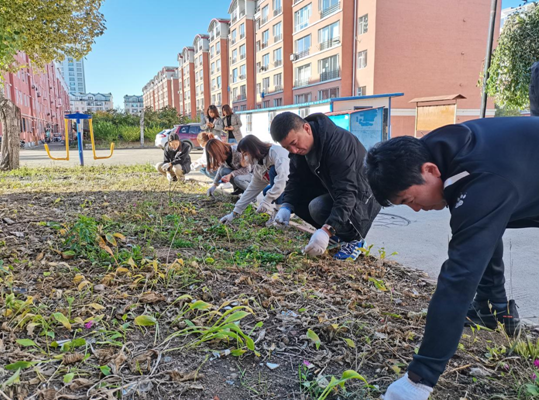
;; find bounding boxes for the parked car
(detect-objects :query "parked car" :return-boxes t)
[169,123,204,151]
[154,128,173,149]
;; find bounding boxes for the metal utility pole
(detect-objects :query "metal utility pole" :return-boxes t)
[140,109,145,147]
[480,0,498,118]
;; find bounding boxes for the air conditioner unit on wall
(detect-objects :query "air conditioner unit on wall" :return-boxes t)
[290,54,297,61]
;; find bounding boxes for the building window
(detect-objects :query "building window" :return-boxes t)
[295,4,311,32]
[319,55,339,81]
[295,93,312,103]
[217,76,221,88]
[240,23,245,39]
[262,53,270,68]
[357,50,368,69]
[318,87,339,100]
[320,0,340,18]
[358,14,368,35]
[241,105,247,111]
[273,22,282,42]
[263,100,270,108]
[262,30,269,48]
[239,44,246,60]
[231,29,237,44]
[261,5,269,24]
[240,85,246,99]
[246,114,252,132]
[211,62,215,74]
[268,111,276,125]
[318,21,340,50]
[210,45,214,57]
[240,64,246,78]
[295,64,311,87]
[232,49,238,64]
[273,48,282,66]
[299,107,310,118]
[216,42,221,54]
[273,0,282,14]
[262,77,270,92]
[273,73,282,90]
[233,68,238,83]
[274,98,282,107]
[357,86,367,96]
[295,35,311,59]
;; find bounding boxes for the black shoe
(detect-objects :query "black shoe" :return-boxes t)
[465,300,520,336]
[230,188,244,196]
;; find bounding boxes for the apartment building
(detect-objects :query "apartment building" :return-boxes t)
[208,18,231,109]
[1,52,70,142]
[124,95,143,115]
[228,0,257,111]
[142,66,180,113]
[57,57,86,94]
[193,34,211,116]
[70,93,114,113]
[179,47,196,118]
[254,0,294,108]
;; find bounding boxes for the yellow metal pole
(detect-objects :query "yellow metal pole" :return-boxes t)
[43,118,70,161]
[89,119,114,160]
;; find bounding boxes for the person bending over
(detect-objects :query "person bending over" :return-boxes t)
[155,133,191,182]
[366,116,539,399]
[205,139,252,197]
[270,112,381,261]
[220,135,290,224]
[190,132,220,179]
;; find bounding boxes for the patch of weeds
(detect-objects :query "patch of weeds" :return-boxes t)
[232,245,285,268]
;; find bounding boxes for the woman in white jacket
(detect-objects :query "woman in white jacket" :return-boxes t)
[220,135,290,224]
[190,132,221,179]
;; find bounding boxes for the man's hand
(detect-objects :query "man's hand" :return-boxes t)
[303,229,330,256]
[381,374,433,400]
[256,200,275,214]
[273,207,291,226]
[221,174,232,183]
[207,185,218,197]
[220,212,236,224]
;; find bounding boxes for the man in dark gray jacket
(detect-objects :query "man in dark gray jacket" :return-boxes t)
[270,112,380,260]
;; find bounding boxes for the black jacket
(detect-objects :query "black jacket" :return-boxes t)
[531,61,539,117]
[163,141,191,173]
[282,113,381,238]
[408,116,539,387]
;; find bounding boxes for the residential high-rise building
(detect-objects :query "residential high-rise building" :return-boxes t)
[57,57,86,94]
[255,0,293,108]
[142,67,180,113]
[179,47,196,118]
[1,53,70,142]
[228,0,257,111]
[208,18,231,109]
[70,93,113,113]
[124,95,144,115]
[193,34,211,115]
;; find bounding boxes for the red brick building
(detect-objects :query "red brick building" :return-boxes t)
[1,52,70,142]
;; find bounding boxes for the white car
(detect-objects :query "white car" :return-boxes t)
[154,129,173,149]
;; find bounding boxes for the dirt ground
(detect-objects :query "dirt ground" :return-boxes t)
[1,165,538,400]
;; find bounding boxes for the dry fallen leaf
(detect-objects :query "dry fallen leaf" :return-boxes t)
[139,292,166,304]
[129,350,157,372]
[113,352,127,373]
[95,348,116,365]
[69,378,94,391]
[63,352,84,365]
[168,370,203,382]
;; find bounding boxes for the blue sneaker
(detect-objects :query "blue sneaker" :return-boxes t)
[333,240,364,261]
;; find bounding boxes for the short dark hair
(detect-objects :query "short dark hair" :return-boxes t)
[365,136,433,207]
[168,133,180,142]
[270,112,306,142]
[237,134,272,161]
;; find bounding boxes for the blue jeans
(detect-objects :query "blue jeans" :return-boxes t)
[200,167,216,179]
[228,138,237,144]
[262,166,285,205]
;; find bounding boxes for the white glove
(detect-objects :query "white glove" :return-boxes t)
[207,185,217,197]
[256,200,275,214]
[273,207,291,226]
[381,374,433,400]
[220,212,236,224]
[303,229,330,257]
[162,163,171,171]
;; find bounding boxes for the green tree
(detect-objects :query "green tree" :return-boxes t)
[485,3,539,109]
[0,0,106,170]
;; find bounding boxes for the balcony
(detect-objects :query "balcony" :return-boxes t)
[297,49,310,59]
[320,1,340,18]
[294,78,311,87]
[274,34,283,42]
[274,8,282,16]
[274,60,282,67]
[320,69,340,82]
[319,37,340,51]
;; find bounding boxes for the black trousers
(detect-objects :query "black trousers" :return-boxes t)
[474,238,507,303]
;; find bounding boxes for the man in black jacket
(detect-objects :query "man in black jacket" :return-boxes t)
[366,116,539,399]
[155,133,191,182]
[531,61,539,117]
[270,112,380,260]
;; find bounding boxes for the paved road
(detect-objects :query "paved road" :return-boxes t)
[20,146,539,320]
[368,207,539,321]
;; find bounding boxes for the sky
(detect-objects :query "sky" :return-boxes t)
[84,0,534,110]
